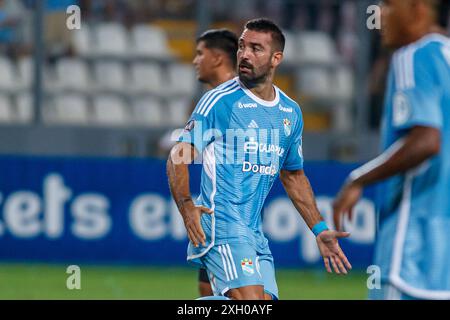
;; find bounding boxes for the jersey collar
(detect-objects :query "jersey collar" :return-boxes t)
[236,77,280,107]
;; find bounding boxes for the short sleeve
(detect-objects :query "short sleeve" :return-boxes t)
[391,47,443,132]
[282,114,304,171]
[177,91,227,153]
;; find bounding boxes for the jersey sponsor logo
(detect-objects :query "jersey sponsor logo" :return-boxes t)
[241,258,255,276]
[259,143,285,157]
[242,161,277,176]
[279,104,293,113]
[283,118,292,137]
[243,138,259,154]
[238,102,257,109]
[243,138,285,157]
[393,92,411,126]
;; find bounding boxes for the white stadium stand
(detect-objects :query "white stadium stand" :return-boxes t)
[167,98,191,127]
[128,62,164,95]
[167,63,196,97]
[15,93,33,123]
[50,94,90,125]
[130,24,172,59]
[92,94,129,126]
[93,23,130,58]
[0,95,14,122]
[71,24,94,57]
[296,67,331,99]
[94,61,128,93]
[54,58,92,93]
[0,57,20,93]
[296,32,337,65]
[131,96,163,127]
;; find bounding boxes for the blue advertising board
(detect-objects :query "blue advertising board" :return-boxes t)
[0,155,376,269]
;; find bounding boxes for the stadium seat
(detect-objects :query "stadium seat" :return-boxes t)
[0,57,20,93]
[15,93,34,123]
[54,58,91,93]
[94,61,128,93]
[20,56,59,93]
[17,56,33,89]
[93,23,130,58]
[131,96,163,127]
[130,24,172,59]
[296,67,331,99]
[282,31,298,64]
[0,94,14,123]
[166,63,196,97]
[92,94,129,126]
[296,32,337,65]
[129,62,163,95]
[51,94,90,125]
[167,98,191,126]
[332,66,354,100]
[71,23,94,56]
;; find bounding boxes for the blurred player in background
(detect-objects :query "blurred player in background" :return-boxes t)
[333,0,450,300]
[167,18,351,300]
[193,29,238,90]
[191,28,238,297]
[157,29,238,158]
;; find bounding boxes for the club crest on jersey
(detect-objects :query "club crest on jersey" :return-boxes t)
[283,118,291,137]
[241,258,254,276]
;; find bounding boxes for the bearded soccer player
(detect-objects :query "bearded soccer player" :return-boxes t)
[192,28,238,297]
[167,18,351,300]
[333,0,450,300]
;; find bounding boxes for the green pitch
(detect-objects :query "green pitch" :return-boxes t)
[0,263,368,299]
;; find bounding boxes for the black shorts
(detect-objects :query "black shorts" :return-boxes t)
[198,268,210,283]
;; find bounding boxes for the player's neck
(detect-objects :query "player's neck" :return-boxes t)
[241,78,276,102]
[250,82,276,102]
[405,24,444,47]
[209,70,237,88]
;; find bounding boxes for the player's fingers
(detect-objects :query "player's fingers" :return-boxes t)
[323,257,332,273]
[334,255,348,275]
[199,206,213,214]
[191,221,206,246]
[329,256,341,274]
[187,228,199,247]
[335,231,351,239]
[338,249,352,270]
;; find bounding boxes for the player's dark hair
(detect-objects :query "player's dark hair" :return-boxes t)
[244,18,285,52]
[197,29,238,68]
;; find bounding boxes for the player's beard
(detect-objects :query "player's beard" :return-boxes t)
[238,60,271,88]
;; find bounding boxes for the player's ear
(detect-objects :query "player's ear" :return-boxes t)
[271,51,283,68]
[211,50,223,68]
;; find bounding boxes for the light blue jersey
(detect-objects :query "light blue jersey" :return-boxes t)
[178,77,304,267]
[374,34,450,299]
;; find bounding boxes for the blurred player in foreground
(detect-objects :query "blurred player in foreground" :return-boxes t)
[192,28,238,297]
[333,0,450,300]
[167,18,351,300]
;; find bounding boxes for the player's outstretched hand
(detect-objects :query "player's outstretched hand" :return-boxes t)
[181,201,213,248]
[332,182,362,231]
[316,230,352,274]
